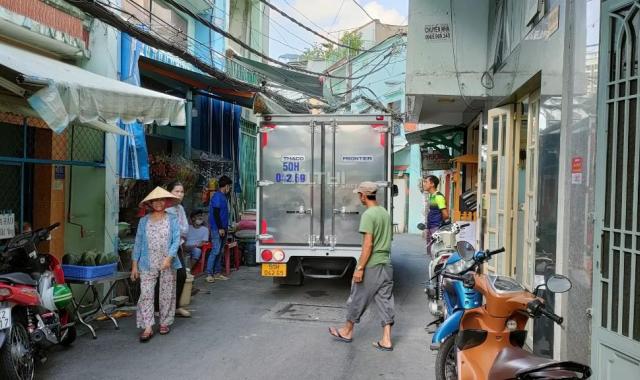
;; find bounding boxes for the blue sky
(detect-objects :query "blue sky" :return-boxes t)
[268,0,408,59]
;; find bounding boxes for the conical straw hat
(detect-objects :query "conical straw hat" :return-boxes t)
[139,186,180,208]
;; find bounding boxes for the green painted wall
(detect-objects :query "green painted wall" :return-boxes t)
[63,166,106,257]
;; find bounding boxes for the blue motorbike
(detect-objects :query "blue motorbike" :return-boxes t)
[429,243,505,380]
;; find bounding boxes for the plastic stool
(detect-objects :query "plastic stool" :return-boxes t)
[192,242,212,276]
[222,241,241,276]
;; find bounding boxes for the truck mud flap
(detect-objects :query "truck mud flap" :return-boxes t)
[274,258,304,286]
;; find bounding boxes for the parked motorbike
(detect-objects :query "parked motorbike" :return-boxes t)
[429,242,484,380]
[0,223,75,380]
[438,248,591,380]
[418,222,470,319]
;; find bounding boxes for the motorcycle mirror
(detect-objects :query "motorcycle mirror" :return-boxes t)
[456,241,476,261]
[417,223,426,231]
[546,274,572,293]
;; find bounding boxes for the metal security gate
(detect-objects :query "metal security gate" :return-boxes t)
[0,117,105,234]
[592,1,640,377]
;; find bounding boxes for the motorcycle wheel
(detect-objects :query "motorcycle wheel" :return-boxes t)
[0,322,35,380]
[59,326,76,347]
[435,334,457,380]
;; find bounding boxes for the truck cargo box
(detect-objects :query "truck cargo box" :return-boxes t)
[256,114,393,284]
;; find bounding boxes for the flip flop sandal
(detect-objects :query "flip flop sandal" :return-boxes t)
[159,325,170,335]
[139,331,154,343]
[373,341,393,351]
[328,327,352,343]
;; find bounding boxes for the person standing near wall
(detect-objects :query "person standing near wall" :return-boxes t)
[131,187,182,342]
[423,175,449,259]
[165,181,191,318]
[206,175,232,283]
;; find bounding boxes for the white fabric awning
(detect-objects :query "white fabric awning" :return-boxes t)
[0,41,185,133]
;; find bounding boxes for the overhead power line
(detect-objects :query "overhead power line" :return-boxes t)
[256,0,388,53]
[69,0,311,113]
[161,0,396,80]
[281,0,335,36]
[352,0,376,22]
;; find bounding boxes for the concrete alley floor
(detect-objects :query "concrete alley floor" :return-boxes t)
[39,234,437,380]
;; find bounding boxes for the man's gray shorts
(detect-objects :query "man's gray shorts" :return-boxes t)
[346,264,395,327]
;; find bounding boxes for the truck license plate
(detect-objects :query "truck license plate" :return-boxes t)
[0,307,11,329]
[261,263,287,277]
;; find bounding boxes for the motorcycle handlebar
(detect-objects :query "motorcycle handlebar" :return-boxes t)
[540,306,564,325]
[486,247,505,257]
[47,223,60,231]
[440,272,465,281]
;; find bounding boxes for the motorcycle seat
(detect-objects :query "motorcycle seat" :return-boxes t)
[0,272,37,286]
[488,346,584,379]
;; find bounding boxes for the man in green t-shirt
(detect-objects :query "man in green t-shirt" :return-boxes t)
[329,182,395,351]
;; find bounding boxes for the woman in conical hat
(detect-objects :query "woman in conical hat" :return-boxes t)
[131,187,183,342]
[163,181,191,319]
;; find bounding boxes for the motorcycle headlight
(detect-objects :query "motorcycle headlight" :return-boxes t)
[445,259,473,275]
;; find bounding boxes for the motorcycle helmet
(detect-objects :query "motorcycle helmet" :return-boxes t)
[41,284,73,310]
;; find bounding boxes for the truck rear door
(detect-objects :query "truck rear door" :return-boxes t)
[325,120,390,246]
[258,119,317,245]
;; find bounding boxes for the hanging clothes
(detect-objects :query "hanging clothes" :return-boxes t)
[118,33,150,180]
[191,95,242,193]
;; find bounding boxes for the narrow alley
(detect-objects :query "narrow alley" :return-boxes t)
[40,235,435,380]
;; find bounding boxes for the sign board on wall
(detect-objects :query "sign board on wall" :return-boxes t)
[424,24,451,41]
[423,151,452,170]
[0,213,15,240]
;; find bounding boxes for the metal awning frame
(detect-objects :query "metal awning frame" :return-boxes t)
[406,124,467,157]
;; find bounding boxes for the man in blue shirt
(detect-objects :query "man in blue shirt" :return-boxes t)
[206,175,232,283]
[423,175,449,258]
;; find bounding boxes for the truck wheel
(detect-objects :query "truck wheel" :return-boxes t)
[343,265,355,286]
[274,258,304,286]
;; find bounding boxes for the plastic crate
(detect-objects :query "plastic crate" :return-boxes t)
[62,263,117,280]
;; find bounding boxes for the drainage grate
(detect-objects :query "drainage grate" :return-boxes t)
[272,303,346,323]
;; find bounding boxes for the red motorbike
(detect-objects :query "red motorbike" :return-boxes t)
[0,223,76,380]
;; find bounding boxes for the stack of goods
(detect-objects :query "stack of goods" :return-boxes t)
[62,250,119,280]
[149,154,199,190]
[235,210,257,266]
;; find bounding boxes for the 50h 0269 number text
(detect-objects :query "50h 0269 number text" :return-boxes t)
[275,161,307,183]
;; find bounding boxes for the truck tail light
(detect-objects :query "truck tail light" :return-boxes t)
[261,250,273,261]
[371,124,387,147]
[272,249,285,262]
[260,124,276,147]
[260,220,275,243]
[376,115,384,120]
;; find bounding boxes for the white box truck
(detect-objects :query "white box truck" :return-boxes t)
[255,114,394,285]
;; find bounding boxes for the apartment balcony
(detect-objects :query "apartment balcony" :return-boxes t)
[0,0,89,58]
